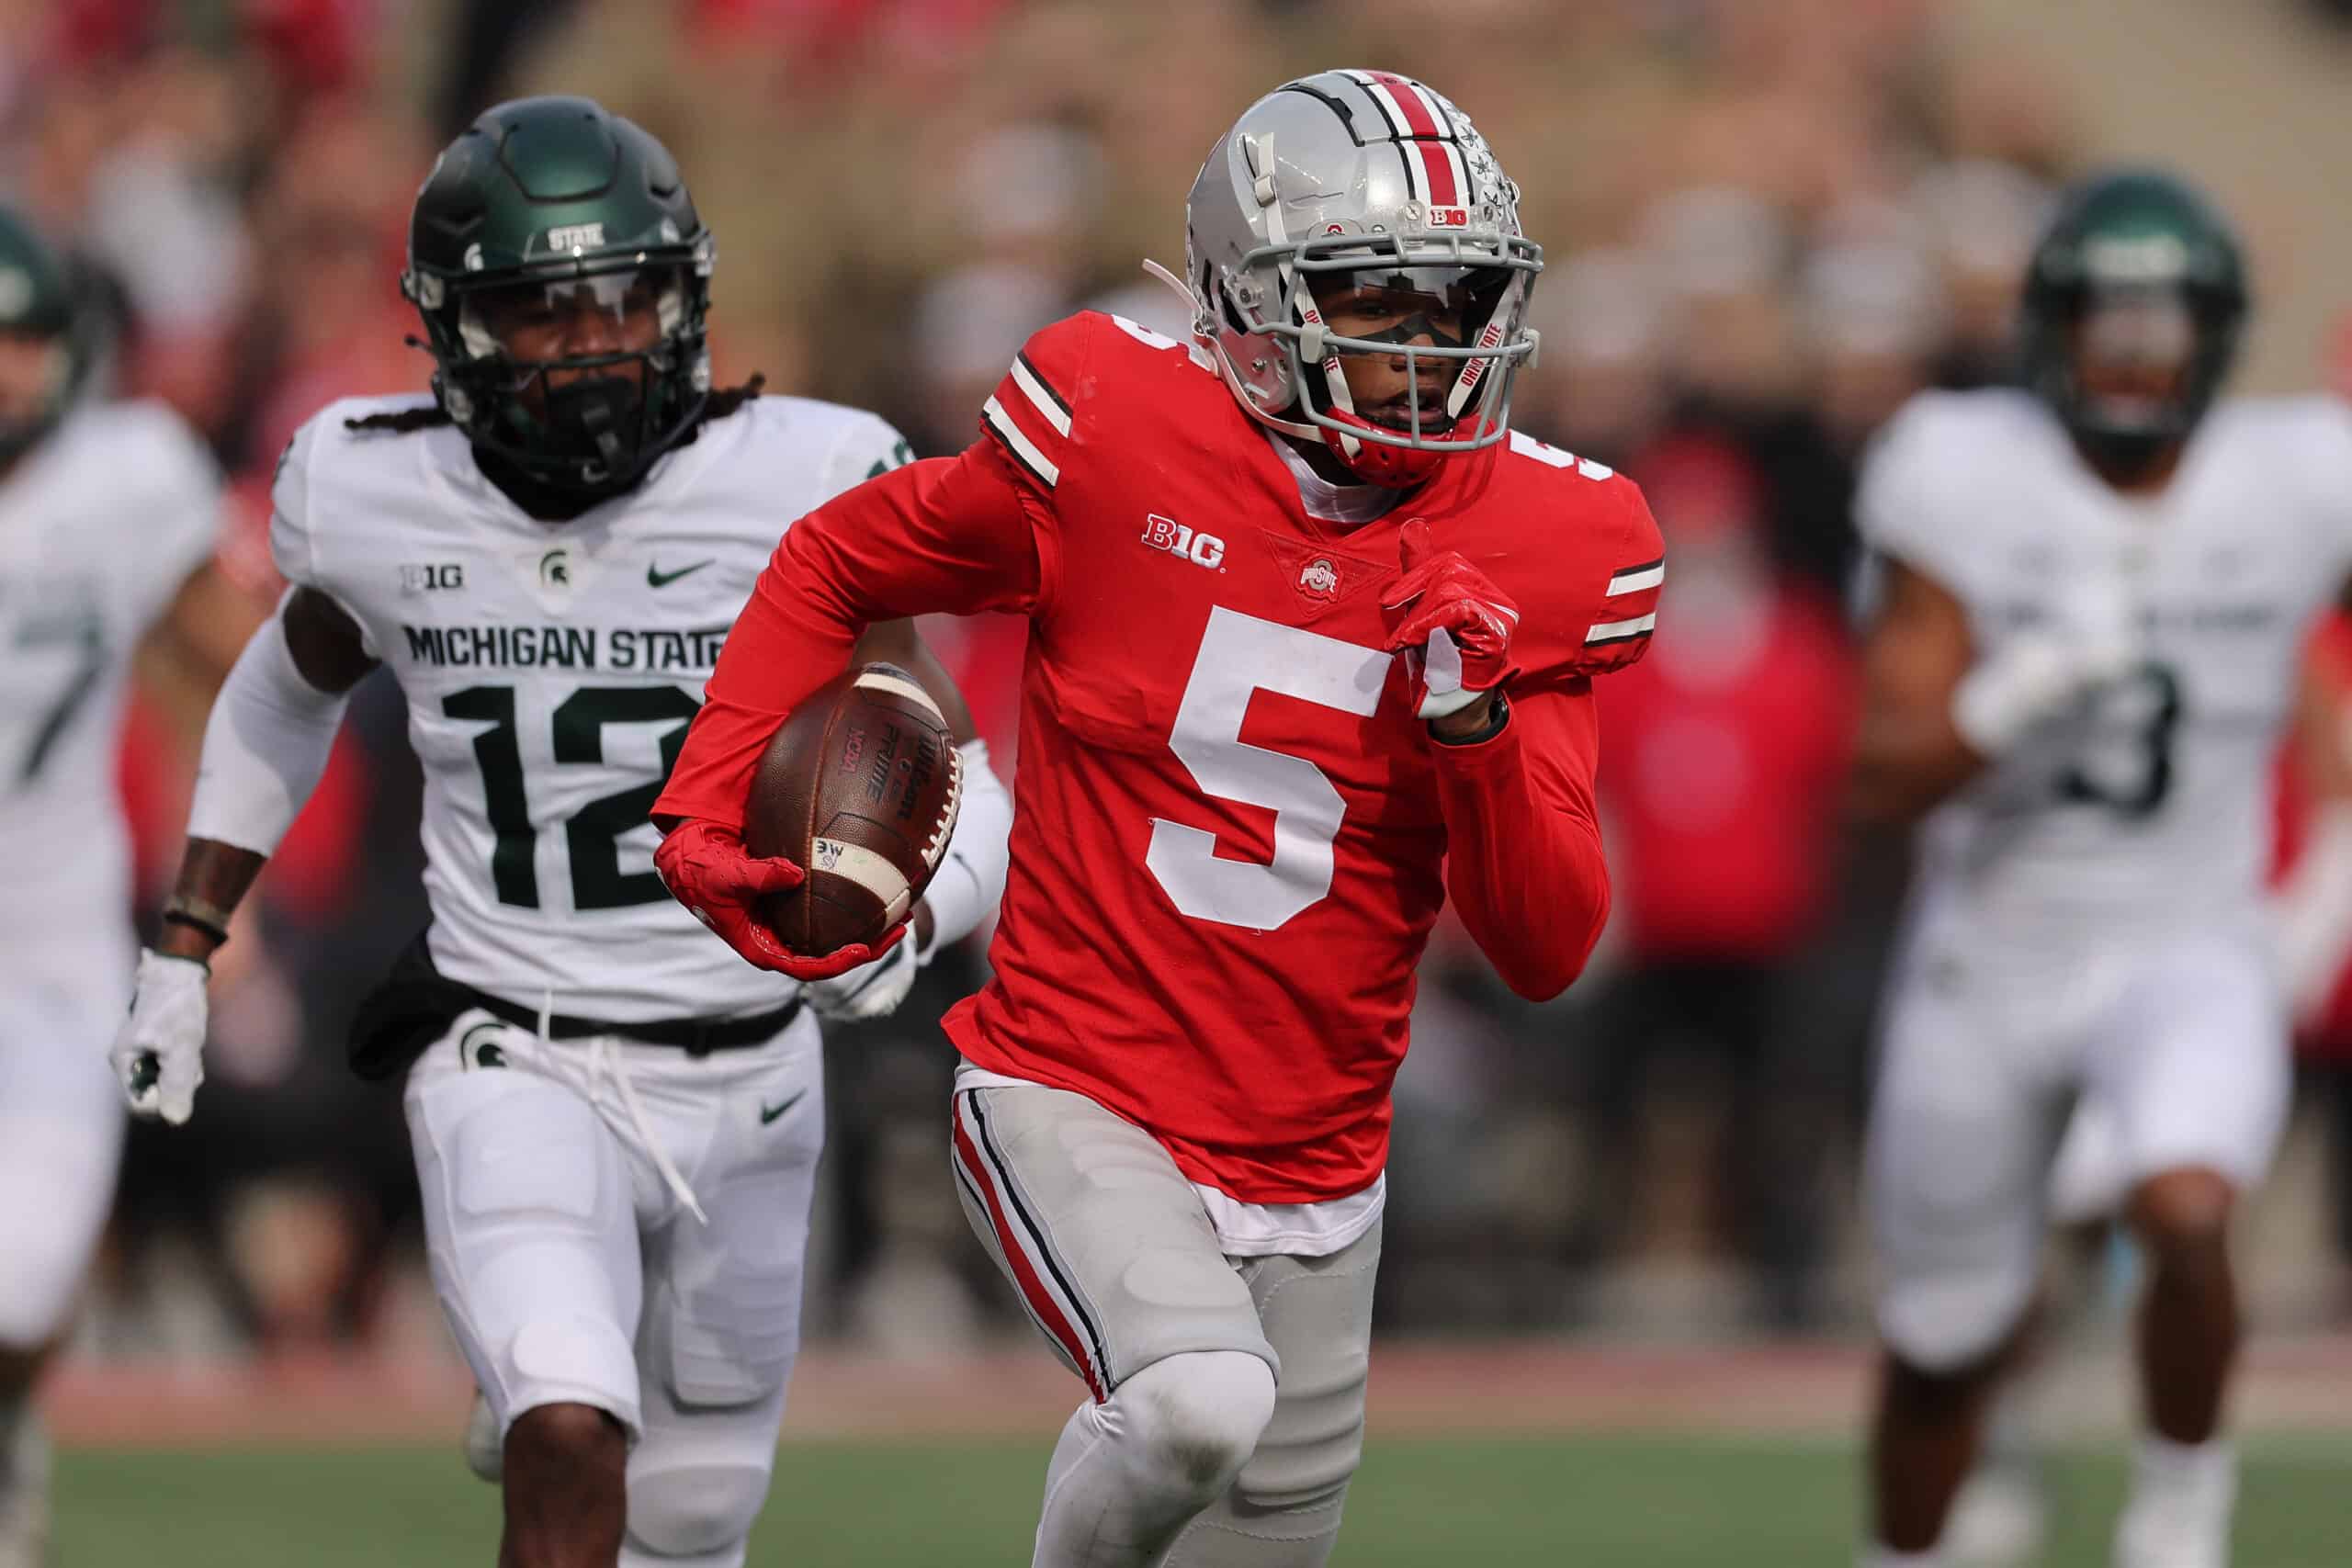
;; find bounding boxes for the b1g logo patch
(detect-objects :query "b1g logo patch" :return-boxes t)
[1141,514,1226,571]
[401,561,464,593]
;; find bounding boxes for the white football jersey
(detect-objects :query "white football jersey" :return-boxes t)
[271,393,912,1021]
[0,401,220,956]
[1858,388,2352,946]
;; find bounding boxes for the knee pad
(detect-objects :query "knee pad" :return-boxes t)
[625,1457,772,1562]
[1114,1350,1278,1505]
[499,1314,644,1440]
[1878,1265,2037,1376]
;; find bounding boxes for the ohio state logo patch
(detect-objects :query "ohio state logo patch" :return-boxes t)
[1258,531,1381,615]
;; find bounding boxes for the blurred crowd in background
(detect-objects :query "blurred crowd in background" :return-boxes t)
[14,0,2352,1367]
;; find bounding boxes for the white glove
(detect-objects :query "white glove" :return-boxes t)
[110,949,210,1125]
[804,932,921,1022]
[1952,574,2140,757]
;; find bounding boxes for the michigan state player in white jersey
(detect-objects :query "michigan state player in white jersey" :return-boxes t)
[0,205,226,1568]
[1849,171,2352,1568]
[107,98,1012,1568]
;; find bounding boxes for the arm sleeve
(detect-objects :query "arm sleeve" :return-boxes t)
[653,436,1053,829]
[185,595,353,854]
[1429,679,1611,1001]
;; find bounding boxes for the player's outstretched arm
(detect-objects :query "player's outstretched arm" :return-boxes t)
[115,587,375,1123]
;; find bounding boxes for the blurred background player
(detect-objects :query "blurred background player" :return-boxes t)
[651,68,1664,1568]
[104,96,1010,1568]
[1940,612,2352,1568]
[1848,169,2352,1568]
[0,204,227,1568]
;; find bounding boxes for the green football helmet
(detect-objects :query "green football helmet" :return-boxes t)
[401,96,715,498]
[0,204,85,462]
[2019,168,2247,474]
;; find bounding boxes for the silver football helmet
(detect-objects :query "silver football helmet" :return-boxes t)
[1175,69,1542,485]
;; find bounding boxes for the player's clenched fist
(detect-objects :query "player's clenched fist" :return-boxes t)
[652,818,805,972]
[1384,518,1521,720]
[111,949,210,1124]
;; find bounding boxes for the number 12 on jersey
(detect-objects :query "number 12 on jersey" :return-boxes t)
[444,682,700,909]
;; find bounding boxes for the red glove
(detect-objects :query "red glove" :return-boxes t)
[653,819,911,980]
[653,819,804,973]
[1384,519,1520,718]
[768,923,907,983]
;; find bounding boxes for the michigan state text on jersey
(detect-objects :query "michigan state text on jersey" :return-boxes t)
[110,96,1010,1568]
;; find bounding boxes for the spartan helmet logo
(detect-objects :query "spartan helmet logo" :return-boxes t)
[538,547,571,590]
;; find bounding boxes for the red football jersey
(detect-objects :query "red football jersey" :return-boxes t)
[658,311,1663,1201]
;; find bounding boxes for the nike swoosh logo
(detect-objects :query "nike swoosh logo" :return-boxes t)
[758,1089,807,1126]
[648,558,715,589]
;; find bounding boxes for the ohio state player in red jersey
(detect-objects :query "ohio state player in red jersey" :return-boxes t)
[655,70,1661,1568]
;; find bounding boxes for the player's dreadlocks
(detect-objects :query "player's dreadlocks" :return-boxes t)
[343,376,767,435]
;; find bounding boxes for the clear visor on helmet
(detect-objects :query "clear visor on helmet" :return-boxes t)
[2070,288,2196,429]
[1306,265,1510,346]
[1300,265,1517,438]
[458,265,685,367]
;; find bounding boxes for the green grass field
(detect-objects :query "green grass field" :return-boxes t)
[53,1435,2349,1566]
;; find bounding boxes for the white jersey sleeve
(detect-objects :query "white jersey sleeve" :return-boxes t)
[1855,389,2001,599]
[269,403,385,657]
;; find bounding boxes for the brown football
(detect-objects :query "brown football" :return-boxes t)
[744,661,963,954]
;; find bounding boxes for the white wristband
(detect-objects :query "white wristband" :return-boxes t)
[918,739,1012,962]
[187,597,351,854]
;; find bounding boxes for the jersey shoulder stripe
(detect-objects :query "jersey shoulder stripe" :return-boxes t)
[981,312,1103,493]
[1461,429,1664,681]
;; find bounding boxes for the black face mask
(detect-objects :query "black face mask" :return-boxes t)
[542,373,644,479]
[2072,424,2179,484]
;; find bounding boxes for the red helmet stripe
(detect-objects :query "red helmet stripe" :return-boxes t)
[1354,69,1458,205]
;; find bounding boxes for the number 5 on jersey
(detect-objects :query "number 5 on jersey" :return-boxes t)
[1146,606,1391,930]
